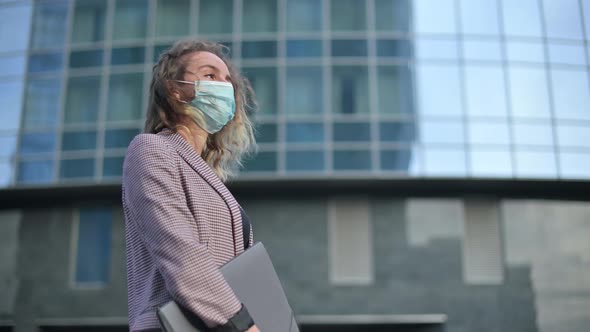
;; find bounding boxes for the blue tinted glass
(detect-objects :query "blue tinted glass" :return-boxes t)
[199,0,233,34]
[0,81,24,131]
[28,53,63,73]
[153,44,173,62]
[557,125,590,148]
[380,122,416,142]
[256,123,278,143]
[242,0,277,33]
[241,41,277,58]
[286,0,322,32]
[460,0,500,35]
[0,54,27,77]
[463,40,502,61]
[420,121,465,144]
[19,132,56,154]
[375,0,410,32]
[506,41,545,63]
[0,136,17,159]
[72,0,107,43]
[111,47,145,65]
[243,152,277,172]
[333,150,371,170]
[105,128,139,149]
[70,50,103,68]
[62,131,97,151]
[416,64,462,116]
[17,160,54,184]
[60,158,95,179]
[242,67,277,114]
[548,43,586,66]
[551,69,590,120]
[0,160,14,187]
[508,67,551,118]
[0,5,33,53]
[560,152,590,179]
[414,0,457,34]
[543,0,584,40]
[76,207,112,283]
[331,40,367,57]
[468,122,510,145]
[513,123,554,146]
[333,123,371,142]
[156,0,190,37]
[464,65,507,117]
[514,150,557,178]
[65,76,100,124]
[470,149,512,177]
[31,1,68,49]
[381,149,412,171]
[113,0,148,40]
[287,40,322,57]
[331,0,366,31]
[107,73,144,121]
[286,151,324,171]
[378,66,414,114]
[377,39,412,57]
[502,0,542,38]
[332,66,369,114]
[287,123,324,143]
[415,39,458,60]
[423,148,467,176]
[103,157,124,177]
[285,66,323,116]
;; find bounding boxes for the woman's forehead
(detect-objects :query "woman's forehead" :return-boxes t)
[185,51,229,73]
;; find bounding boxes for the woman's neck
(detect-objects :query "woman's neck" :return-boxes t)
[178,121,209,155]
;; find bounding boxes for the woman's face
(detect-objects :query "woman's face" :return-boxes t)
[183,51,231,84]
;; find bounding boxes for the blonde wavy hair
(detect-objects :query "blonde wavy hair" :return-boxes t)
[145,39,257,181]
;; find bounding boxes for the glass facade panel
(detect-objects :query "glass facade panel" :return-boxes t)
[513,123,554,146]
[420,121,465,144]
[19,132,56,155]
[199,0,233,35]
[111,47,145,66]
[331,40,367,57]
[241,41,277,59]
[415,39,458,60]
[464,65,507,117]
[463,40,502,62]
[374,0,410,32]
[243,0,277,33]
[286,150,324,171]
[286,123,324,143]
[0,135,17,159]
[75,207,112,284]
[380,149,413,171]
[17,160,53,184]
[70,50,103,68]
[376,39,412,57]
[0,81,24,131]
[287,40,322,58]
[103,156,124,177]
[28,52,63,73]
[506,41,545,63]
[560,152,590,178]
[508,67,551,118]
[332,66,369,114]
[333,122,371,142]
[256,123,277,143]
[460,0,500,35]
[0,160,13,186]
[0,4,32,52]
[153,43,174,62]
[287,0,322,32]
[286,66,323,116]
[107,73,144,122]
[470,149,512,177]
[468,122,510,145]
[330,0,366,31]
[113,0,148,40]
[380,122,415,142]
[105,128,139,149]
[23,78,61,129]
[557,125,590,148]
[31,1,67,49]
[543,0,584,40]
[65,76,100,124]
[62,131,97,151]
[502,0,543,38]
[551,69,590,120]
[423,147,467,176]
[156,0,190,37]
[416,64,462,116]
[377,65,413,115]
[243,152,277,172]
[242,67,277,115]
[548,43,586,66]
[514,150,557,178]
[414,0,456,34]
[72,0,106,43]
[60,158,95,179]
[0,54,27,77]
[333,150,371,170]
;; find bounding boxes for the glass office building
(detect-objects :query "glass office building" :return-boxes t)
[0,1,589,332]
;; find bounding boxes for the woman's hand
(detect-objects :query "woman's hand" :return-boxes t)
[246,325,260,332]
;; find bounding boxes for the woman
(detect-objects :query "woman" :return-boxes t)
[122,40,260,332]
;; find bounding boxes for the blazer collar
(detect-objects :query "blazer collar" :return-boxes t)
[158,129,245,255]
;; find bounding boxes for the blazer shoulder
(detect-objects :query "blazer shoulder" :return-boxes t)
[124,133,177,170]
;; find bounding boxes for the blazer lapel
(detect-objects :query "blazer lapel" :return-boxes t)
[160,130,244,255]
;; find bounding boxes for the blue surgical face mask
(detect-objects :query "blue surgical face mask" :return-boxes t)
[176,80,236,134]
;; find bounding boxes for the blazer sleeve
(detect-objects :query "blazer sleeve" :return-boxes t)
[123,134,245,328]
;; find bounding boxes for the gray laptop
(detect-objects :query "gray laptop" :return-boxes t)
[158,242,299,332]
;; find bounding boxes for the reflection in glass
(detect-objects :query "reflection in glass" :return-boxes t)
[376,40,412,57]
[199,0,233,34]
[414,0,456,34]
[75,207,112,283]
[551,69,590,120]
[332,66,369,114]
[62,131,97,151]
[242,67,277,115]
[287,123,324,143]
[423,147,467,176]
[380,122,415,142]
[460,0,500,35]
[286,151,324,171]
[508,67,551,118]
[156,0,190,37]
[543,0,584,40]
[557,125,590,148]
[416,64,462,116]
[28,53,63,73]
[72,0,106,43]
[243,152,277,172]
[330,0,366,31]
[65,76,100,124]
[470,149,512,177]
[513,123,554,146]
[415,39,458,60]
[256,123,277,143]
[502,0,542,38]
[23,78,61,128]
[60,158,95,179]
[0,136,17,159]
[287,40,322,57]
[105,128,139,149]
[463,40,502,61]
[17,160,54,184]
[514,150,557,178]
[0,55,27,77]
[19,132,56,155]
[287,0,322,32]
[377,65,414,114]
[31,1,67,48]
[420,121,464,144]
[103,157,125,177]
[243,0,277,33]
[286,67,323,116]
[334,123,371,142]
[380,149,412,171]
[560,152,590,178]
[107,73,144,121]
[0,81,24,131]
[506,41,545,63]
[113,0,148,40]
[70,50,103,68]
[241,41,277,58]
[375,0,410,32]
[333,150,371,170]
[0,4,32,52]
[111,47,145,65]
[468,122,510,145]
[548,43,586,66]
[464,65,507,117]
[331,40,367,57]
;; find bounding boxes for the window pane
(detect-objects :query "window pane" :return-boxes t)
[460,0,500,35]
[199,0,233,34]
[543,0,583,40]
[334,122,371,142]
[468,122,510,145]
[105,128,139,149]
[75,207,112,283]
[416,64,462,116]
[514,150,557,178]
[375,0,410,32]
[506,41,545,63]
[464,65,507,117]
[113,0,148,40]
[153,43,173,62]
[107,73,144,121]
[286,150,324,171]
[286,40,322,57]
[424,147,467,176]
[62,131,97,151]
[19,132,56,155]
[380,122,415,142]
[332,66,369,114]
[548,43,586,66]
[415,39,459,60]
[414,0,456,34]
[377,65,414,114]
[331,0,366,31]
[502,0,542,38]
[72,0,106,43]
[332,40,367,57]
[0,160,14,187]
[584,0,590,38]
[557,125,590,148]
[0,54,27,77]
[0,135,17,159]
[243,0,277,33]
[560,152,590,178]
[0,4,32,52]
[17,160,53,184]
[103,156,124,177]
[65,76,101,124]
[470,149,512,177]
[333,150,371,170]
[513,123,554,146]
[256,123,277,143]
[551,69,590,120]
[286,123,324,143]
[156,0,190,37]
[0,81,24,131]
[243,67,277,115]
[285,66,323,116]
[31,1,67,49]
[380,149,413,171]
[463,40,502,61]
[241,41,277,59]
[28,52,63,73]
[376,39,412,57]
[287,0,322,32]
[23,78,61,128]
[60,158,95,179]
[243,152,277,172]
[508,67,551,118]
[420,120,465,144]
[70,50,103,68]
[111,47,145,65]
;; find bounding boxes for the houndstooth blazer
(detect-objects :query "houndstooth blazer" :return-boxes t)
[122,128,253,331]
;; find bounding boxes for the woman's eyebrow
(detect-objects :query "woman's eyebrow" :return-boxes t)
[198,64,219,71]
